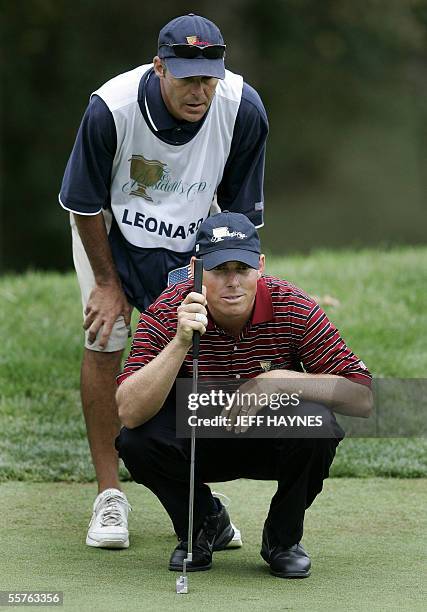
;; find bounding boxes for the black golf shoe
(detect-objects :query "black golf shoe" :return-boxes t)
[261,525,311,578]
[169,502,234,572]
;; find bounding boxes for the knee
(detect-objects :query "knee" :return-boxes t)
[115,426,160,479]
[116,425,155,457]
[84,347,123,369]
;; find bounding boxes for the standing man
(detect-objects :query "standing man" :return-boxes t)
[115,212,373,577]
[59,14,268,548]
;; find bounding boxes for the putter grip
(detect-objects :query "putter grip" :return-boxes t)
[193,259,203,360]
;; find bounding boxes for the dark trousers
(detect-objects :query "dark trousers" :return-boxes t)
[115,405,341,548]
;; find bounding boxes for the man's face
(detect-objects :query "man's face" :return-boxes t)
[154,57,219,123]
[202,257,265,328]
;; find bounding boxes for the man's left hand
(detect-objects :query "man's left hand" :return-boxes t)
[221,375,268,434]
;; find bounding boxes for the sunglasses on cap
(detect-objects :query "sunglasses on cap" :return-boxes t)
[160,43,226,59]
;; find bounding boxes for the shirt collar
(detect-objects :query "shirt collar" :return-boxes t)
[251,277,274,324]
[141,68,206,133]
[206,277,274,332]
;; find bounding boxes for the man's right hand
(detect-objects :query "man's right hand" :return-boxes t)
[83,282,132,350]
[175,287,208,349]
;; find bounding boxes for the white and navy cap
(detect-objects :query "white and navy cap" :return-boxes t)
[158,14,226,79]
[195,212,261,270]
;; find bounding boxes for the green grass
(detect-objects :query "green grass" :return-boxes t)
[266,247,427,377]
[0,479,425,611]
[1,249,426,611]
[0,246,426,481]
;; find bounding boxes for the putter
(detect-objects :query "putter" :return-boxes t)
[176,258,204,595]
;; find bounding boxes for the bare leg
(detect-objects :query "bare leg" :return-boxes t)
[81,348,123,494]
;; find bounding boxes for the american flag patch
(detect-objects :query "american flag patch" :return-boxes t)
[168,264,192,286]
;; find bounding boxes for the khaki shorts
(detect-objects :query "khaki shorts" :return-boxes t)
[71,211,132,352]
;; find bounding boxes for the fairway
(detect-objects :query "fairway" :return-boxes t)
[1,478,425,611]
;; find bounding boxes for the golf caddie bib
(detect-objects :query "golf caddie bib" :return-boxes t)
[92,64,243,252]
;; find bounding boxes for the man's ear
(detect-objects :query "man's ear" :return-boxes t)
[258,254,266,277]
[153,56,164,78]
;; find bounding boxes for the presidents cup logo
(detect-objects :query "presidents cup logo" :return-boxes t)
[259,361,272,372]
[123,155,209,202]
[186,35,210,46]
[211,227,248,243]
[129,155,167,201]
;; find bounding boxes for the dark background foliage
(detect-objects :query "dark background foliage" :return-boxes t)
[1,0,426,271]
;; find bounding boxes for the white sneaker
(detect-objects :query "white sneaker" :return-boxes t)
[228,521,243,548]
[212,491,243,548]
[86,488,131,549]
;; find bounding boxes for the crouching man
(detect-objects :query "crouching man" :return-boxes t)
[115,212,372,578]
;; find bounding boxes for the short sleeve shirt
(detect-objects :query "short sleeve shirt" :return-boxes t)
[60,68,268,311]
[117,276,372,387]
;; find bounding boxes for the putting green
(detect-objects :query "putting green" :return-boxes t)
[0,479,425,611]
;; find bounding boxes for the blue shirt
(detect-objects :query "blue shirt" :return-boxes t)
[60,68,268,310]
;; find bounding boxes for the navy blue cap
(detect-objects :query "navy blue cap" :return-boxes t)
[158,14,225,79]
[195,212,261,270]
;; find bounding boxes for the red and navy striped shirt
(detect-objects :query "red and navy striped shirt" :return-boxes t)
[117,276,371,387]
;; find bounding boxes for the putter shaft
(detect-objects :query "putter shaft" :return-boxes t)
[176,259,203,594]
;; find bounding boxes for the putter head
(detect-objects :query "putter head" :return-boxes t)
[176,575,188,594]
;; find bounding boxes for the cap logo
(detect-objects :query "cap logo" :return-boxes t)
[185,35,210,46]
[211,226,247,243]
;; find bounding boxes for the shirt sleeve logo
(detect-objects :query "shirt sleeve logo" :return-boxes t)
[129,155,167,201]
